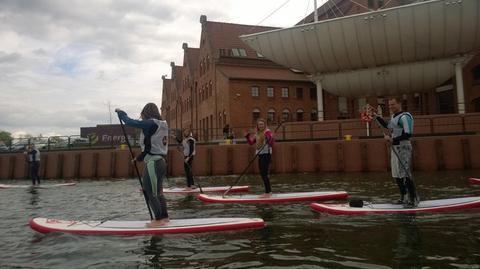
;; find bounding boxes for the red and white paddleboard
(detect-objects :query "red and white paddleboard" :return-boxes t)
[197,191,348,203]
[29,217,265,235]
[0,182,76,189]
[310,196,480,215]
[163,185,249,194]
[469,178,480,185]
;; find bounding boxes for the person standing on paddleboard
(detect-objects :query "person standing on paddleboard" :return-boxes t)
[25,144,41,185]
[374,97,418,208]
[182,129,196,190]
[115,103,170,227]
[245,118,274,198]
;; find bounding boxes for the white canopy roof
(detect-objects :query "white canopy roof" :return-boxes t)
[240,0,480,96]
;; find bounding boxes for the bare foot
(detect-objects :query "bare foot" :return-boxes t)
[146,219,170,228]
[259,193,273,198]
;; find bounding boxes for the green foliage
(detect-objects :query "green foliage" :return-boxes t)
[0,130,13,146]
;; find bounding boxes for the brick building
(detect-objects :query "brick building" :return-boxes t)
[161,16,328,140]
[162,0,480,142]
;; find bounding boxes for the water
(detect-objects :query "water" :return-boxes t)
[1,170,480,268]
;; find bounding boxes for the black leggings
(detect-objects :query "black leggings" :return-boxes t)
[258,154,272,193]
[184,157,194,187]
[143,158,168,220]
[29,162,40,185]
[395,177,417,202]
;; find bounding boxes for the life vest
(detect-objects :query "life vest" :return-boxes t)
[139,119,169,156]
[182,136,196,157]
[388,112,414,139]
[255,129,273,155]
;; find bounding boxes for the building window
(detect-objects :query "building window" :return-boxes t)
[232,48,247,57]
[296,88,303,99]
[267,87,274,98]
[282,109,290,122]
[473,65,480,85]
[311,109,318,121]
[209,81,213,97]
[296,109,304,121]
[252,108,261,123]
[267,109,276,124]
[358,98,367,110]
[251,86,259,97]
[310,88,317,100]
[281,87,289,98]
[338,96,348,115]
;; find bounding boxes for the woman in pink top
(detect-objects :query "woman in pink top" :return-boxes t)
[245,118,274,197]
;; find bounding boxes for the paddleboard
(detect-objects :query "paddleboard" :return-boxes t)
[469,177,480,185]
[163,186,249,194]
[197,191,348,203]
[0,182,76,189]
[310,196,480,215]
[29,217,265,235]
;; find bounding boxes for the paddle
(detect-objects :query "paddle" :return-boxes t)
[117,115,154,220]
[172,129,204,194]
[222,121,284,197]
[371,112,420,204]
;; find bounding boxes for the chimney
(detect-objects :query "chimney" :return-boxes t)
[182,43,188,51]
[200,15,207,25]
[170,61,175,67]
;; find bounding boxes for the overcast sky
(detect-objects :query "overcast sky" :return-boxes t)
[0,0,323,137]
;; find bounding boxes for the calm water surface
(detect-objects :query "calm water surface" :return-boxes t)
[1,170,480,268]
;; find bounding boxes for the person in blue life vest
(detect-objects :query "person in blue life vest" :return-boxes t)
[115,103,170,227]
[181,129,196,190]
[245,118,274,198]
[374,96,418,208]
[25,144,41,185]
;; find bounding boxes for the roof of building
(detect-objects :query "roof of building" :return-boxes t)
[202,19,278,59]
[217,65,311,82]
[171,64,184,90]
[183,45,200,73]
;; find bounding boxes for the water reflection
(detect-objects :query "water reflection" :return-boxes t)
[143,236,164,268]
[392,215,422,268]
[28,187,40,206]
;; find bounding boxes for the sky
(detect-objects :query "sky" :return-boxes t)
[0,0,323,137]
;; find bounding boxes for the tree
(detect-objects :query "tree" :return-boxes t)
[0,130,13,146]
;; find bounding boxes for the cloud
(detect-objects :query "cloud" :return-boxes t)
[0,0,311,137]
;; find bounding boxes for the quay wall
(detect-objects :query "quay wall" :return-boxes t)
[1,135,479,180]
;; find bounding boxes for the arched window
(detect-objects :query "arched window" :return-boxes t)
[252,108,261,123]
[267,108,276,124]
[296,109,304,122]
[282,109,290,122]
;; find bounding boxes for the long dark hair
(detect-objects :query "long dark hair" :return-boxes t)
[141,103,161,120]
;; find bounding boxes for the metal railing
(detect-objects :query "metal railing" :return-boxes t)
[1,113,479,153]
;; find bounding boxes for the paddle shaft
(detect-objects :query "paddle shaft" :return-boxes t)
[223,122,283,197]
[118,115,154,220]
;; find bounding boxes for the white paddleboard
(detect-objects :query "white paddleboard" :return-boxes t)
[469,177,480,185]
[197,191,348,203]
[311,196,480,215]
[29,217,265,235]
[163,185,249,194]
[0,182,76,189]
